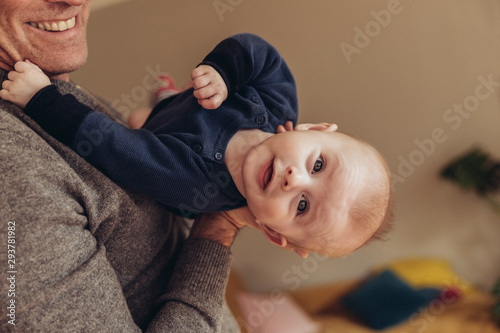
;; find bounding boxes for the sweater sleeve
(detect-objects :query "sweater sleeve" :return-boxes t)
[147,239,239,332]
[200,33,298,123]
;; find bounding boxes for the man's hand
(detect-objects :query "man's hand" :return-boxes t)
[0,60,51,109]
[191,65,228,110]
[189,206,256,248]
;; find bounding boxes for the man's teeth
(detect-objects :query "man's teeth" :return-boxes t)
[29,17,76,32]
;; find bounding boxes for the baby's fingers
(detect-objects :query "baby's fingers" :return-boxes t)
[7,71,29,86]
[1,79,12,90]
[276,121,294,133]
[193,85,217,100]
[191,67,210,87]
[191,66,207,80]
[14,60,31,73]
[0,83,14,102]
[7,70,20,81]
[24,59,44,73]
[198,94,224,110]
[0,85,8,99]
[192,75,210,91]
[13,60,42,74]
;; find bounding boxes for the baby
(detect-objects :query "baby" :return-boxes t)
[0,34,392,258]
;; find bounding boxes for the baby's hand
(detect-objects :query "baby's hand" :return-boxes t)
[276,121,294,133]
[0,60,51,109]
[191,65,228,109]
[276,122,338,133]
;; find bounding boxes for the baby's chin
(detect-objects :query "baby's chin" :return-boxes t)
[245,206,262,229]
[244,203,272,230]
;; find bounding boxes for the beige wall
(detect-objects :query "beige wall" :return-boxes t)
[73,0,500,292]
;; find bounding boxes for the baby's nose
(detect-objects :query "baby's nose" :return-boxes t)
[282,166,306,190]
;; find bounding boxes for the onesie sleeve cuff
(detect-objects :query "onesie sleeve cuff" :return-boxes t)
[25,84,58,112]
[199,37,248,95]
[24,84,94,146]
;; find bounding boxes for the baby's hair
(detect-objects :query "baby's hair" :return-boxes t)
[355,184,394,246]
[348,133,394,247]
[311,131,394,257]
[366,192,394,243]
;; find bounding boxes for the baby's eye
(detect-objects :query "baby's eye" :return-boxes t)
[297,195,308,215]
[312,156,324,173]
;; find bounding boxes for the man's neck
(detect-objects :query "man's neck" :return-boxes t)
[225,129,273,197]
[50,73,70,82]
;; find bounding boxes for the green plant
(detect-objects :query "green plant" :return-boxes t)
[440,148,500,194]
[440,147,500,326]
[493,278,500,325]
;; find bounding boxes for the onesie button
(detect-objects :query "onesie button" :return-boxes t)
[251,96,260,103]
[193,144,202,153]
[214,152,223,160]
[256,116,265,124]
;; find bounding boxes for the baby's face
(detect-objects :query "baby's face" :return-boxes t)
[241,130,383,257]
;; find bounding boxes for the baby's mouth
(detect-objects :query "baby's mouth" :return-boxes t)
[28,17,76,32]
[263,160,274,190]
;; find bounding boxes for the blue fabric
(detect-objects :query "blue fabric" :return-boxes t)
[341,270,440,330]
[24,34,298,218]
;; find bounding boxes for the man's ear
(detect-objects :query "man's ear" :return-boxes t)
[261,224,287,248]
[295,123,338,132]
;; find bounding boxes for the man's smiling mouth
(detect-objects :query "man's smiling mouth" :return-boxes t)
[28,17,76,32]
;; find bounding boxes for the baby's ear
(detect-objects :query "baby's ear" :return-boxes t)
[295,123,338,132]
[293,249,310,258]
[260,224,287,248]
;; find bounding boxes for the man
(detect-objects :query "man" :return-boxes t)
[0,0,245,331]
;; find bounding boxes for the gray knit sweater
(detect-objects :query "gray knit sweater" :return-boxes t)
[0,69,240,332]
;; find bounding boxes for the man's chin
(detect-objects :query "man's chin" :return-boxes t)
[34,51,88,79]
[48,58,85,74]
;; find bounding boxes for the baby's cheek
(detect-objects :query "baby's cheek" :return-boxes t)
[253,202,287,227]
